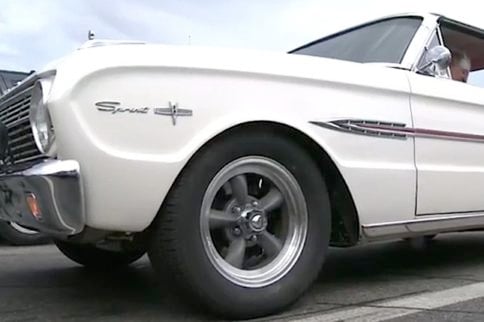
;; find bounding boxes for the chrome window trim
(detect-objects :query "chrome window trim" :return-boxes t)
[402,14,440,71]
[407,16,453,78]
[414,28,439,70]
[435,23,452,78]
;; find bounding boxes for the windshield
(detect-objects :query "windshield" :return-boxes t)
[290,17,423,64]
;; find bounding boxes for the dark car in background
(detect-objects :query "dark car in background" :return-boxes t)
[0,70,30,95]
[0,69,50,245]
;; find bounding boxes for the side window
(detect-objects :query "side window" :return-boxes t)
[417,31,440,67]
[428,32,441,48]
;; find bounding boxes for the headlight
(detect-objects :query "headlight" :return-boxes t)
[30,81,55,154]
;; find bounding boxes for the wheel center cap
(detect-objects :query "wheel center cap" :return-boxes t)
[248,211,267,232]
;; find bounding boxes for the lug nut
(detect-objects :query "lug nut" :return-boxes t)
[233,227,242,236]
[232,206,241,214]
[252,201,259,207]
[250,235,257,242]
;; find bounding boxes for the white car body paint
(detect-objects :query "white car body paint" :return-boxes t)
[45,43,416,231]
[15,12,484,240]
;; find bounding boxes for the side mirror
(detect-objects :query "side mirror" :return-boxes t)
[418,45,452,77]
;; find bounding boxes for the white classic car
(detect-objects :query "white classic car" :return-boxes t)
[1,12,483,319]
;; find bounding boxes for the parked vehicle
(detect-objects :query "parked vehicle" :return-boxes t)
[0,12,483,319]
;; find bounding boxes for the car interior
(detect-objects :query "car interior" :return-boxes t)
[439,17,484,86]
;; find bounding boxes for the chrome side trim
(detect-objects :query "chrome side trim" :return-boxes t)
[311,119,484,144]
[362,212,484,240]
[0,159,84,236]
[310,119,408,140]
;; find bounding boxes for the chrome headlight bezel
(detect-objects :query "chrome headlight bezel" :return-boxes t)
[30,80,56,155]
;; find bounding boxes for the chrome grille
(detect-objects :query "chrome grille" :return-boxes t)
[0,84,43,165]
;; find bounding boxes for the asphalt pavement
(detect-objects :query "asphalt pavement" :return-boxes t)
[1,232,484,321]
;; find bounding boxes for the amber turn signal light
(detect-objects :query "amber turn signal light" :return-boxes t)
[26,193,42,221]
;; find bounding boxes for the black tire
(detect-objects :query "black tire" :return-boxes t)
[148,127,331,319]
[55,240,146,269]
[0,220,51,246]
[424,234,437,241]
[404,234,437,249]
[404,234,437,243]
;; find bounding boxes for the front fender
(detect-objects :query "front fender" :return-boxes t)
[47,56,414,231]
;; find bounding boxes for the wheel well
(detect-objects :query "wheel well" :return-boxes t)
[202,121,361,247]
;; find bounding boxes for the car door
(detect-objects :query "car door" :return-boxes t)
[409,72,484,215]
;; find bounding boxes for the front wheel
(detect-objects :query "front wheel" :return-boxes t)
[149,128,331,319]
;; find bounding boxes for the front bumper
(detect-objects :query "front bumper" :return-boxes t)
[0,160,84,236]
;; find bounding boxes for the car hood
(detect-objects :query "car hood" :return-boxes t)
[37,40,410,96]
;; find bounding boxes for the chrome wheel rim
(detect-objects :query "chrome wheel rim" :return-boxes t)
[200,156,308,288]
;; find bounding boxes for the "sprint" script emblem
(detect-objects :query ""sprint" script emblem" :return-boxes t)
[95,101,193,126]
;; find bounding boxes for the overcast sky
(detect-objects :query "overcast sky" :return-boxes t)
[1,0,482,72]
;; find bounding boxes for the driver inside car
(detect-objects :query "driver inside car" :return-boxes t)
[450,49,471,82]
